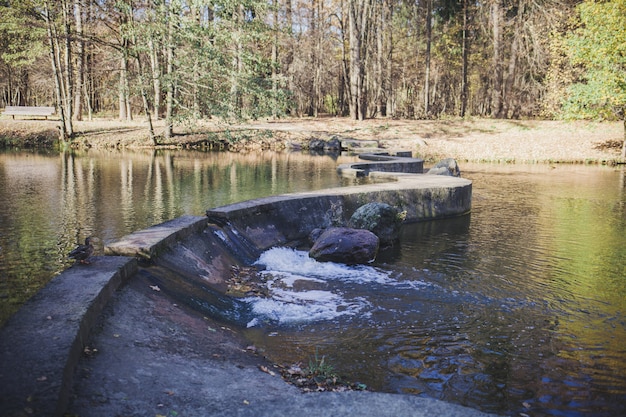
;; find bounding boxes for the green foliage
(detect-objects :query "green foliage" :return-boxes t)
[563,0,626,120]
[306,348,337,380]
[0,2,46,68]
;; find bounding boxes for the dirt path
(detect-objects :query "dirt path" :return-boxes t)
[1,117,623,164]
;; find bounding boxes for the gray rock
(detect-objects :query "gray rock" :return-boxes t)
[325,137,341,150]
[426,158,461,177]
[348,202,404,246]
[309,227,379,264]
[309,138,327,150]
[308,227,325,245]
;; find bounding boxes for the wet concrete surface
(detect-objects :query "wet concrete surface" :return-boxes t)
[0,256,136,417]
[66,272,497,417]
[1,256,497,417]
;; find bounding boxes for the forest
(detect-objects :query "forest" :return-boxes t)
[0,0,624,151]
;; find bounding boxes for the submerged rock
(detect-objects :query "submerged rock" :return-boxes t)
[426,158,461,177]
[309,227,379,264]
[348,202,404,246]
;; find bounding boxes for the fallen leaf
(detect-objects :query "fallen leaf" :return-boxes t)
[259,365,276,376]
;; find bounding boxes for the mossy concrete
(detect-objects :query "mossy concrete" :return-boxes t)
[0,256,136,417]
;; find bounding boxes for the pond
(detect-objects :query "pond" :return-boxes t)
[0,149,361,325]
[1,149,625,416]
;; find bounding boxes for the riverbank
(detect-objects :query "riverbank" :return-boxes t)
[0,116,623,164]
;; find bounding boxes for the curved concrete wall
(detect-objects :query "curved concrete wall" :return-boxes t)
[106,153,471,259]
[0,152,471,417]
[206,153,471,251]
[206,175,471,251]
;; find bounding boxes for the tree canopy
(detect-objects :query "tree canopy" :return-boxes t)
[0,0,624,152]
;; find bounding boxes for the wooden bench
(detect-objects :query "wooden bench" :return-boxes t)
[3,106,56,120]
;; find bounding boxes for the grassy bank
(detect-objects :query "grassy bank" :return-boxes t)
[1,116,623,164]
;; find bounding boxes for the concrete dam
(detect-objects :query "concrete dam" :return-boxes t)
[0,151,473,416]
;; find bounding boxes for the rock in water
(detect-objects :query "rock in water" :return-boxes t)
[348,202,404,246]
[309,227,379,264]
[426,158,461,177]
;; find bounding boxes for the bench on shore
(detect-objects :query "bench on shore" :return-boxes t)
[2,105,56,119]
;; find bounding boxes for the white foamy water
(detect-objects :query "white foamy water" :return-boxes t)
[245,247,391,326]
[256,247,392,283]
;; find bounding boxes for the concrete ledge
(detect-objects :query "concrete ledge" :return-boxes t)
[337,152,423,177]
[0,256,137,417]
[208,174,471,252]
[105,215,207,259]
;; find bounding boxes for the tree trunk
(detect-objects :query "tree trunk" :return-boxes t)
[271,0,279,118]
[374,0,384,117]
[385,0,393,117]
[424,0,432,117]
[164,1,176,140]
[118,53,132,120]
[148,36,161,119]
[44,0,68,141]
[73,0,84,121]
[622,118,626,159]
[230,4,244,116]
[501,18,520,118]
[61,0,73,135]
[43,0,68,141]
[313,0,322,116]
[460,0,469,117]
[348,0,368,120]
[490,0,504,118]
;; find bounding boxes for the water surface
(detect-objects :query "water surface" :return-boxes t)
[242,163,626,416]
[0,149,359,324]
[1,150,624,416]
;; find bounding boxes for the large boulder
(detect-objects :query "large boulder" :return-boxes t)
[348,202,404,246]
[309,227,379,264]
[426,158,461,177]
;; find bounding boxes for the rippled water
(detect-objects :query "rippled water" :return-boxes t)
[1,150,624,416]
[242,163,626,416]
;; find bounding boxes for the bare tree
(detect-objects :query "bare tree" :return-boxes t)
[73,0,84,121]
[43,0,69,141]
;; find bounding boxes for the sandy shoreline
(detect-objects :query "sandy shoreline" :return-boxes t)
[0,117,623,164]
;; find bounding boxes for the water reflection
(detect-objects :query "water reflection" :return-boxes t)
[0,149,359,325]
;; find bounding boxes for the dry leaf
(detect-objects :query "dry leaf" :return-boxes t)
[259,365,276,376]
